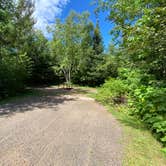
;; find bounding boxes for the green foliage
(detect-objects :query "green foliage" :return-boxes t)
[51,11,85,84]
[0,54,32,98]
[74,55,107,87]
[92,21,103,55]
[0,0,50,98]
[0,0,33,98]
[96,78,128,104]
[124,5,166,81]
[0,0,59,99]
[118,68,142,91]
[52,11,107,87]
[28,31,57,85]
[72,20,107,86]
[131,86,166,145]
[96,0,166,147]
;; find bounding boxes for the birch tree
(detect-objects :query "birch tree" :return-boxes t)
[51,11,89,87]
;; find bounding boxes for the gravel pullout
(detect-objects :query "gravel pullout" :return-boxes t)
[0,88,123,166]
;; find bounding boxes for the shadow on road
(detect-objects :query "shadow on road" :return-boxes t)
[0,87,88,117]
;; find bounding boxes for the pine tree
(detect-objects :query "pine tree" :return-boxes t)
[14,0,35,53]
[0,0,15,52]
[92,21,104,55]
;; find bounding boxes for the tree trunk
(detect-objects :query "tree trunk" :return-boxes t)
[62,68,72,89]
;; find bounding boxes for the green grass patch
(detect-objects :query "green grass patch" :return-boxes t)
[104,104,166,166]
[69,85,97,96]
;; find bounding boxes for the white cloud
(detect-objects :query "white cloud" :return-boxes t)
[33,0,69,37]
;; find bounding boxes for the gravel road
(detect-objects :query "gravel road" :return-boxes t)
[0,88,122,166]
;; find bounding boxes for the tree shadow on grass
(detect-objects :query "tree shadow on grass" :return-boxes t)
[111,109,147,131]
[118,115,146,130]
[0,87,78,118]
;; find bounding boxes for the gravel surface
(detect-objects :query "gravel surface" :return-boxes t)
[0,88,123,166]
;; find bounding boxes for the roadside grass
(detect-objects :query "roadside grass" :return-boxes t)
[97,103,166,166]
[72,85,97,95]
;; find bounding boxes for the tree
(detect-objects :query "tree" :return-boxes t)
[93,21,103,55]
[95,0,166,146]
[0,0,60,98]
[28,31,57,85]
[0,0,34,98]
[124,4,166,82]
[96,0,166,83]
[72,20,95,85]
[0,0,15,56]
[14,0,35,54]
[73,19,105,86]
[51,11,90,86]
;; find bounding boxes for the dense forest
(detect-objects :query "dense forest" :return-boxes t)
[0,0,166,149]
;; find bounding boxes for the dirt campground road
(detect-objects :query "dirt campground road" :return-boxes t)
[0,87,122,166]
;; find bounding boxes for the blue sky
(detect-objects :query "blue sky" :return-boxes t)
[34,0,113,49]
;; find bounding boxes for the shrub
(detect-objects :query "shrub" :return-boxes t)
[131,86,166,146]
[96,78,128,104]
[96,75,166,147]
[118,68,143,92]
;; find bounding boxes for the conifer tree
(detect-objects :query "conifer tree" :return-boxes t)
[93,21,104,55]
